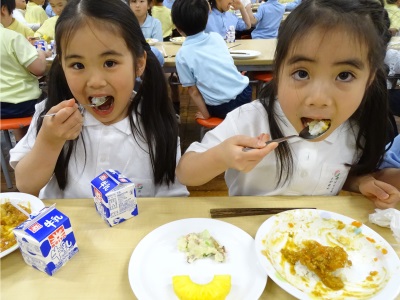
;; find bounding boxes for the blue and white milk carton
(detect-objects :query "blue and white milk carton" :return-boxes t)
[13,205,78,276]
[91,169,138,227]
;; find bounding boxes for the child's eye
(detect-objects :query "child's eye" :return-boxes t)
[72,62,84,70]
[292,69,309,80]
[337,72,354,82]
[104,60,116,68]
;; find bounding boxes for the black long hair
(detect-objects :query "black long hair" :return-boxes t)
[37,0,179,189]
[259,0,394,186]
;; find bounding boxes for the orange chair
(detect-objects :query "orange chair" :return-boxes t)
[0,116,33,189]
[195,117,224,140]
[252,71,273,97]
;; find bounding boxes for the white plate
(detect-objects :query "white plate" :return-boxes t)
[145,38,158,46]
[0,192,45,258]
[230,50,261,59]
[255,209,400,300]
[128,218,267,300]
[170,37,186,45]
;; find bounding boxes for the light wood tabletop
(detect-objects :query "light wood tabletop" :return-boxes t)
[1,195,399,299]
[156,39,277,73]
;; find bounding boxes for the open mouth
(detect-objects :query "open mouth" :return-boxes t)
[301,118,330,127]
[301,118,331,136]
[89,96,114,111]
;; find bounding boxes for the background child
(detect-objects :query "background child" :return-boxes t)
[171,0,252,119]
[10,0,189,198]
[128,0,165,65]
[45,0,56,17]
[34,0,68,41]
[250,0,285,39]
[206,0,251,39]
[25,0,48,25]
[152,0,174,41]
[1,0,48,141]
[176,0,397,207]
[163,0,174,9]
[129,0,163,42]
[384,0,400,36]
[13,0,41,31]
[2,0,34,38]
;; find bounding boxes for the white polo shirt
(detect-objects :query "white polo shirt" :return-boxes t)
[10,101,189,199]
[185,100,361,196]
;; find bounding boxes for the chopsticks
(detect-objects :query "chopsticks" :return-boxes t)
[41,113,56,118]
[228,44,241,49]
[229,52,250,55]
[210,207,315,218]
[161,45,175,58]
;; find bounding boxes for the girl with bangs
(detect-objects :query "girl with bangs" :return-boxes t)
[10,0,189,198]
[177,0,399,207]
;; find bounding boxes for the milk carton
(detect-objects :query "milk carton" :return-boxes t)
[13,205,78,276]
[91,169,138,227]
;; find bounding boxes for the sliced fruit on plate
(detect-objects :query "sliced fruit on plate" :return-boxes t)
[172,275,231,300]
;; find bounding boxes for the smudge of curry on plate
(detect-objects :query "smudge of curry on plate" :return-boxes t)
[281,240,352,290]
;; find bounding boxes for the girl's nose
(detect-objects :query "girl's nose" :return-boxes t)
[304,80,333,107]
[86,72,107,89]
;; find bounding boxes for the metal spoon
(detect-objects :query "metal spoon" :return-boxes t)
[41,97,108,117]
[242,123,331,152]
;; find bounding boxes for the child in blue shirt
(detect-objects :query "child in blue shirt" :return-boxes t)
[381,134,400,168]
[171,0,252,119]
[206,0,251,39]
[129,0,163,42]
[127,0,164,65]
[250,0,285,39]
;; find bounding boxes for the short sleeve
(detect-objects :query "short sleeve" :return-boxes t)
[11,33,39,68]
[175,53,196,87]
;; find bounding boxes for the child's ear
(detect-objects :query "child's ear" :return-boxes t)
[136,51,147,77]
[1,4,9,16]
[367,71,376,88]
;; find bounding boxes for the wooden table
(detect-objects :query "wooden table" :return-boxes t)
[156,39,276,73]
[1,196,399,299]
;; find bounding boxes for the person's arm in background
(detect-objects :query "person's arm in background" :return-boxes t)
[233,0,251,29]
[187,85,210,119]
[150,46,165,66]
[27,48,49,76]
[242,0,257,25]
[285,0,301,11]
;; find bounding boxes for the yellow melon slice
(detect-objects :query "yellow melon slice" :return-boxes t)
[172,275,231,300]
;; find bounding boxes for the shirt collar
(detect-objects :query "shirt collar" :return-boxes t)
[82,110,133,135]
[184,31,208,45]
[211,7,224,15]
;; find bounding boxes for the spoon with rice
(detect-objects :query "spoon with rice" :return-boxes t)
[242,120,331,152]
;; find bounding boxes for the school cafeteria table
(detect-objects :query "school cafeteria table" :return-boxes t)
[1,195,399,300]
[157,38,277,73]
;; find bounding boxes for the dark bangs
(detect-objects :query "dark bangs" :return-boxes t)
[55,0,146,62]
[274,0,386,87]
